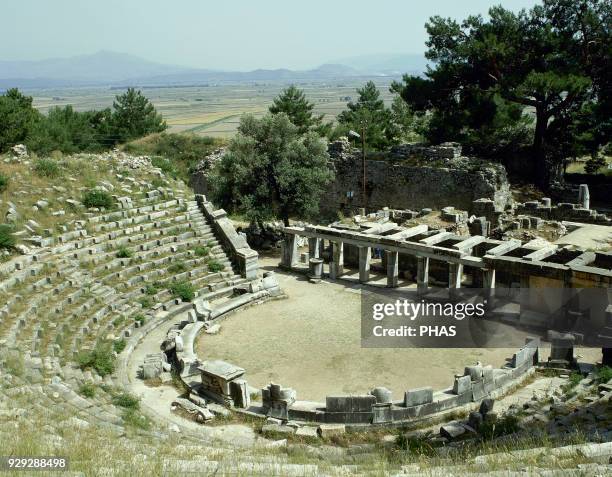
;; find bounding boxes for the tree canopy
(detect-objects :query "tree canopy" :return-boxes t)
[269,85,325,135]
[0,87,166,154]
[0,88,39,152]
[392,0,611,185]
[112,88,166,143]
[212,113,334,226]
[337,81,397,151]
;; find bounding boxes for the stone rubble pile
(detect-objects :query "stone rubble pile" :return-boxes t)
[192,147,226,175]
[390,141,463,161]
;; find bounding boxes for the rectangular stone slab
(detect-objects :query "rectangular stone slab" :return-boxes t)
[404,387,433,407]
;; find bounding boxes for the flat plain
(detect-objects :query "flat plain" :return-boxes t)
[28,78,397,139]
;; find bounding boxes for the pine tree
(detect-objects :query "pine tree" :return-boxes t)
[269,85,324,135]
[112,88,166,142]
[337,81,396,150]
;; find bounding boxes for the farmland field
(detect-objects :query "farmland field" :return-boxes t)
[28,78,397,139]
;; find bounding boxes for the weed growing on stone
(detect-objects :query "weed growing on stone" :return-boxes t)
[112,392,140,410]
[169,280,195,302]
[113,339,127,353]
[207,259,225,273]
[194,246,209,257]
[144,284,159,295]
[82,189,115,209]
[76,342,115,376]
[116,245,133,258]
[79,382,96,398]
[167,261,186,273]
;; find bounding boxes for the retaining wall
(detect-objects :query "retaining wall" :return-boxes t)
[195,194,258,279]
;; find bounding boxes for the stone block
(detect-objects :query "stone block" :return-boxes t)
[370,387,392,403]
[471,381,487,401]
[452,375,472,395]
[295,426,319,438]
[317,424,345,438]
[404,387,433,407]
[440,423,465,439]
[465,365,483,381]
[326,395,376,413]
[230,379,250,409]
[261,424,295,436]
[372,403,393,424]
[479,398,494,415]
[468,411,483,430]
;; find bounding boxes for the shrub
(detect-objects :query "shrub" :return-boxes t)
[596,366,612,383]
[169,280,195,302]
[112,392,140,410]
[113,339,127,354]
[82,189,115,209]
[138,297,152,308]
[79,382,96,398]
[34,158,62,178]
[123,133,222,181]
[112,316,125,327]
[76,343,115,376]
[479,414,520,440]
[151,156,177,178]
[122,408,151,430]
[194,246,209,257]
[144,284,158,295]
[0,224,16,249]
[395,433,435,455]
[207,259,225,273]
[116,246,133,259]
[0,173,8,192]
[151,177,166,188]
[168,261,186,274]
[134,314,146,325]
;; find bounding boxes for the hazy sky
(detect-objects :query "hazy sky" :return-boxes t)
[4,0,539,70]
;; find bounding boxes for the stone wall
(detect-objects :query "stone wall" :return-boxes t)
[322,139,512,217]
[195,194,259,280]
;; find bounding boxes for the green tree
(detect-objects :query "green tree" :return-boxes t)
[269,85,324,135]
[337,81,396,150]
[392,0,610,185]
[212,113,334,226]
[0,88,39,152]
[27,106,112,154]
[111,88,166,142]
[584,154,606,174]
[389,95,420,142]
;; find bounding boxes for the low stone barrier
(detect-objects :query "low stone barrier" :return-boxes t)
[284,338,539,425]
[195,194,259,279]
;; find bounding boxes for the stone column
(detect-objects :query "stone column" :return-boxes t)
[578,184,590,210]
[280,234,299,269]
[359,246,371,283]
[417,256,429,295]
[386,250,399,288]
[309,258,323,283]
[483,268,496,307]
[330,241,344,279]
[448,263,463,289]
[308,237,321,259]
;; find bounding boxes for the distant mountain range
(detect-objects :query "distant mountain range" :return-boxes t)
[0,51,427,89]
